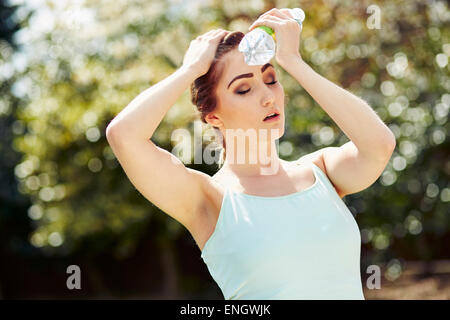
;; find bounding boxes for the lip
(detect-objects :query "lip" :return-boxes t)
[263,113,281,122]
[263,110,281,121]
[263,110,280,119]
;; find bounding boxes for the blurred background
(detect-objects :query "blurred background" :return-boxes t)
[0,0,448,299]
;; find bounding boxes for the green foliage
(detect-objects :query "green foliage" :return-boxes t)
[2,0,449,272]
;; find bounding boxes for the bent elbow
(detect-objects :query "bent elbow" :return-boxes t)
[106,123,124,146]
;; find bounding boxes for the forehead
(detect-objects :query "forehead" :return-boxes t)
[219,49,274,84]
[220,49,247,76]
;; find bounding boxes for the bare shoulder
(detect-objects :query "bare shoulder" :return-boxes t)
[293,148,327,173]
[294,147,346,198]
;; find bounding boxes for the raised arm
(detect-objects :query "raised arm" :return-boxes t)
[106,29,229,229]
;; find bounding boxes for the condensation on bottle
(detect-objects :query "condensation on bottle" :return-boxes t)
[238,8,305,66]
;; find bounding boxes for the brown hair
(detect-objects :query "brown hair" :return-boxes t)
[190,31,245,168]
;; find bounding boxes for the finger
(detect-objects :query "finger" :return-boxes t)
[264,15,284,22]
[212,30,230,40]
[261,8,291,20]
[251,8,275,24]
[215,29,230,35]
[278,9,294,19]
[206,29,223,36]
[252,15,284,26]
[209,29,228,38]
[198,29,225,40]
[219,30,231,37]
[258,8,278,19]
[249,16,282,31]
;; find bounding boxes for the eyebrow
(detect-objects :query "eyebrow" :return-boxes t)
[227,63,274,89]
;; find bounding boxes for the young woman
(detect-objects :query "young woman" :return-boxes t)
[106,8,396,299]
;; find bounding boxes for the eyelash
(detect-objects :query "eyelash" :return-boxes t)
[236,80,278,95]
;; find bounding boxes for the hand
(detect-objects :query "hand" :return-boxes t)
[182,29,230,77]
[248,8,303,66]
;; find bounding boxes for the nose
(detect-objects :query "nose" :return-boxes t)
[261,87,275,108]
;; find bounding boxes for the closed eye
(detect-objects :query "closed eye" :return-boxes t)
[236,80,278,95]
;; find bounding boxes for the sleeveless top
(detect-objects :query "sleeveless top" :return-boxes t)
[200,163,365,300]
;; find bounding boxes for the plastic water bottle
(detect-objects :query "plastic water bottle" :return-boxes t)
[238,8,305,66]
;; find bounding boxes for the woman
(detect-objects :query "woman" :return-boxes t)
[106,8,396,299]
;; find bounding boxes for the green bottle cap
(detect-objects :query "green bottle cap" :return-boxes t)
[256,25,276,41]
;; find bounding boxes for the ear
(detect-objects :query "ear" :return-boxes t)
[205,112,223,128]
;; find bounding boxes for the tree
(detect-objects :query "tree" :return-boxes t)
[0,0,33,299]
[3,0,449,297]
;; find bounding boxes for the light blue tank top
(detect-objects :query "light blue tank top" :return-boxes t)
[200,163,365,300]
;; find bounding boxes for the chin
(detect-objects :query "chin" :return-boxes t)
[275,115,286,138]
[276,125,285,139]
[267,123,285,140]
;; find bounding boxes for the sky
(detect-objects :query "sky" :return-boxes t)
[4,0,209,79]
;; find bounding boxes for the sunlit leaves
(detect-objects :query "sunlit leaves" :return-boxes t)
[4,0,449,263]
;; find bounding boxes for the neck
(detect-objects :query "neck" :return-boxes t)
[221,136,281,177]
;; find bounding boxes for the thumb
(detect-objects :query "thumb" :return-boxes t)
[249,19,277,33]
